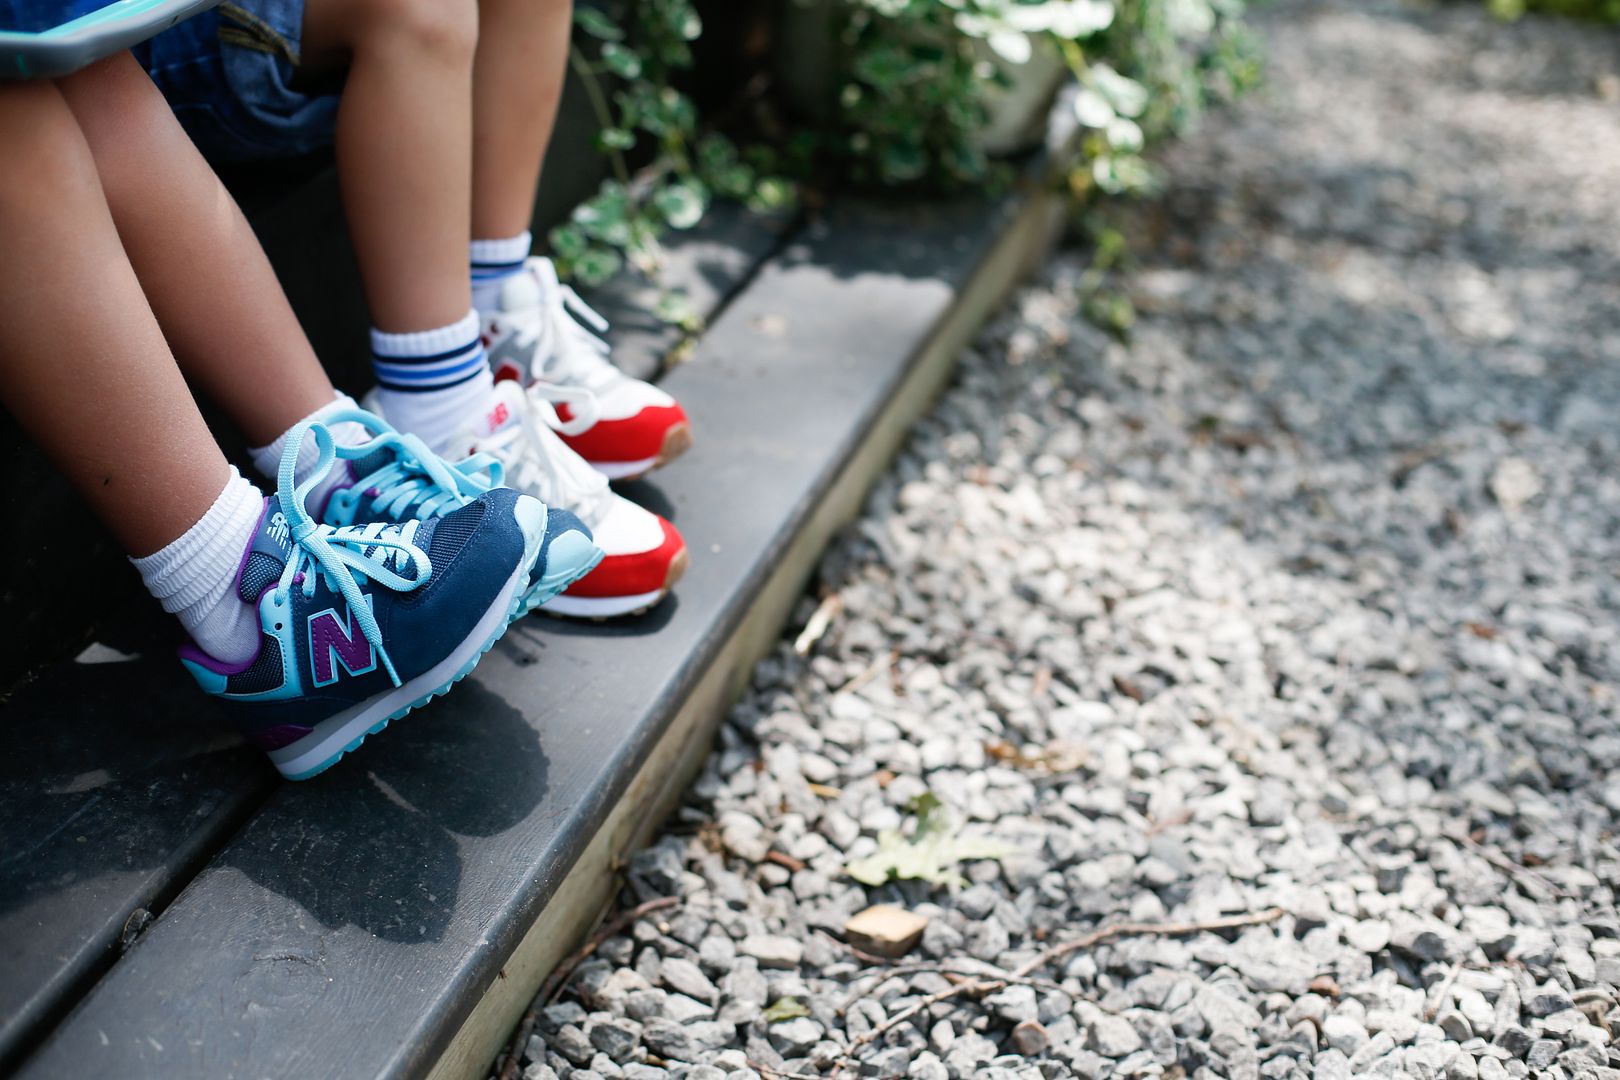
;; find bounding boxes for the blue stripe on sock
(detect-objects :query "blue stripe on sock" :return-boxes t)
[471,261,526,280]
[370,339,484,365]
[374,364,488,393]
[374,361,482,382]
[372,338,487,391]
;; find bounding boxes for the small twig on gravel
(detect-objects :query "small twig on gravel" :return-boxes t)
[846,944,905,967]
[750,1060,828,1080]
[834,649,899,697]
[1443,829,1567,900]
[833,908,1286,1072]
[838,957,1063,1009]
[793,594,842,655]
[496,896,680,1080]
[766,849,808,873]
[545,895,680,1005]
[1423,962,1462,1022]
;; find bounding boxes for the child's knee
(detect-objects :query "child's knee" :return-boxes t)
[0,81,93,191]
[55,52,173,145]
[355,0,478,60]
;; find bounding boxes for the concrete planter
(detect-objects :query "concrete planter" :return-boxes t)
[974,32,1071,156]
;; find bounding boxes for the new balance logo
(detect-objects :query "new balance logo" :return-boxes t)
[267,511,291,552]
[307,594,377,687]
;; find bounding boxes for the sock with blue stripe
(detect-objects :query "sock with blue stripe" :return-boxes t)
[470,231,532,314]
[370,308,497,456]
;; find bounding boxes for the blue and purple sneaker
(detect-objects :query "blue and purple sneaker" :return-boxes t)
[315,408,602,617]
[179,419,594,780]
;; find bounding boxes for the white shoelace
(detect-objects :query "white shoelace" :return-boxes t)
[501,257,621,392]
[469,382,614,526]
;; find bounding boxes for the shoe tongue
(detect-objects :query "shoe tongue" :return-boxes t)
[238,499,295,603]
[237,499,438,600]
[499,268,545,313]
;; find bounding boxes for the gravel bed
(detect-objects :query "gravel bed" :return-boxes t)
[502,1,1620,1078]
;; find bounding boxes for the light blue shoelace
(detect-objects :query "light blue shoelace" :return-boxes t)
[276,420,435,687]
[327,407,504,521]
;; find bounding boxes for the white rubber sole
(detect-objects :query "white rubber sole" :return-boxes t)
[268,547,531,781]
[591,455,661,482]
[518,530,606,617]
[542,586,668,620]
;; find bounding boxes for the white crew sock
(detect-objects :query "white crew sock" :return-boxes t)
[470,231,532,313]
[247,392,368,518]
[370,309,497,456]
[132,467,265,665]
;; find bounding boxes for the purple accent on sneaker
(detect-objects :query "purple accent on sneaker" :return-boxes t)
[178,640,262,676]
[292,572,306,587]
[309,460,358,522]
[309,607,375,686]
[248,724,316,752]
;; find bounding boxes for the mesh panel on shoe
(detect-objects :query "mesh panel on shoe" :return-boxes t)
[238,552,284,604]
[226,635,285,695]
[348,447,393,479]
[427,501,484,566]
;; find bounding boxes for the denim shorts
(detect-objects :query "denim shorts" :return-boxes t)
[136,0,338,162]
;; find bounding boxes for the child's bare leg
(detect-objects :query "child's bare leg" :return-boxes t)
[294,0,494,453]
[301,0,477,332]
[54,53,335,447]
[0,78,229,558]
[471,0,571,239]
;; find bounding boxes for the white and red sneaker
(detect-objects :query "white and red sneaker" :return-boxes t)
[366,381,687,619]
[481,256,692,481]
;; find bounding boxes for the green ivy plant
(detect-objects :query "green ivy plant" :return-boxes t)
[835,0,1257,195]
[1486,0,1620,18]
[555,0,1258,318]
[549,0,794,309]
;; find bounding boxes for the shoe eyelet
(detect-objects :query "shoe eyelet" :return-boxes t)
[273,622,283,631]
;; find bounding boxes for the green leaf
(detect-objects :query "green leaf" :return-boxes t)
[1166,0,1216,37]
[1090,63,1149,118]
[985,29,1032,64]
[572,186,633,245]
[594,127,636,152]
[653,289,702,331]
[1072,87,1114,128]
[572,246,622,286]
[762,998,812,1023]
[600,42,643,79]
[572,7,624,41]
[653,182,707,229]
[843,791,1014,889]
[547,223,588,261]
[704,161,754,199]
[697,133,738,171]
[907,791,943,818]
[675,7,703,40]
[1105,116,1144,152]
[1004,0,1115,37]
[747,177,796,213]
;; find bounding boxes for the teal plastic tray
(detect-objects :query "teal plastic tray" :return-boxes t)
[0,0,220,78]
